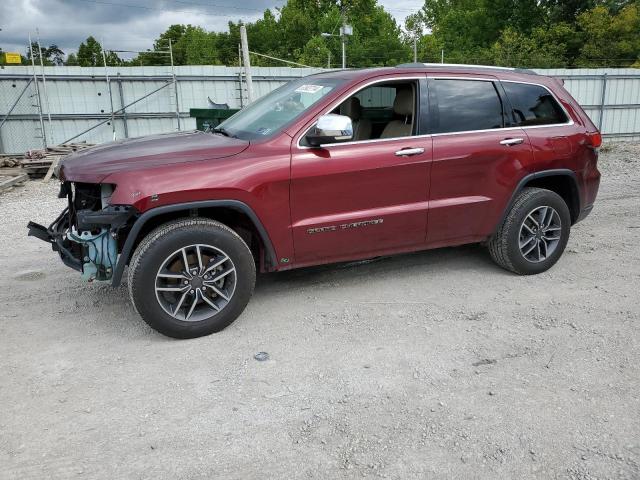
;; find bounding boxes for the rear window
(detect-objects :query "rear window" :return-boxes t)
[503,82,568,126]
[430,79,504,134]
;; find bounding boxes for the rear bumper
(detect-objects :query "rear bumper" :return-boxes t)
[576,204,594,223]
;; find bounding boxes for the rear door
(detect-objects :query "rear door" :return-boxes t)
[426,76,535,245]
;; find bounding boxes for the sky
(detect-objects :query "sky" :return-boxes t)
[0,0,424,58]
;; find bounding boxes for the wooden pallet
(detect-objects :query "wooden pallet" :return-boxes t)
[19,142,94,180]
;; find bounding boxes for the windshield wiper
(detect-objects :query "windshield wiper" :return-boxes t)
[212,127,235,138]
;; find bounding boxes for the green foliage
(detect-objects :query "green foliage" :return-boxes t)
[52,0,640,68]
[22,42,65,66]
[490,25,575,68]
[576,4,640,66]
[75,36,120,66]
[415,0,640,67]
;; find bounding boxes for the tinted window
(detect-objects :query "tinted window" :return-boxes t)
[503,82,568,126]
[430,79,504,133]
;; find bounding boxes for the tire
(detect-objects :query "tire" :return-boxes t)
[488,187,571,275]
[127,218,256,338]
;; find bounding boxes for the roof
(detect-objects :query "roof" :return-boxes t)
[396,62,537,75]
[306,64,540,82]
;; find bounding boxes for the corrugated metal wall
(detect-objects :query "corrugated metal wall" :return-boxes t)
[534,68,640,141]
[0,66,325,154]
[1,66,638,153]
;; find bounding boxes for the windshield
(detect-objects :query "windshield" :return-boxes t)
[217,77,345,140]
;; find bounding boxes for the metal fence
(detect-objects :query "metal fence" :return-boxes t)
[0,65,638,154]
[535,68,640,141]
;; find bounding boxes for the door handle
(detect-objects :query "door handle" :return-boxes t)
[499,138,524,146]
[395,147,424,157]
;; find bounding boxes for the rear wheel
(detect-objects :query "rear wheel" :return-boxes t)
[488,187,571,275]
[128,218,256,338]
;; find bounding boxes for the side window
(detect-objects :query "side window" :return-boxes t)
[503,82,568,126]
[430,79,504,134]
[332,81,418,142]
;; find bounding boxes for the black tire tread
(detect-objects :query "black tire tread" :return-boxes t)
[488,187,553,274]
[127,217,255,324]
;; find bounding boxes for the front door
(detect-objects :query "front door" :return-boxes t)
[289,79,432,265]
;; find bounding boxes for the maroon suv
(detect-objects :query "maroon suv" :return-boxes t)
[28,63,601,338]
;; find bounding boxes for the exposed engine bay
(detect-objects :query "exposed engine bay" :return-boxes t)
[27,182,135,282]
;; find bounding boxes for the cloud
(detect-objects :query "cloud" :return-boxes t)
[0,0,423,58]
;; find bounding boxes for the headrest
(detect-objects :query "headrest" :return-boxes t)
[393,89,413,116]
[340,97,362,121]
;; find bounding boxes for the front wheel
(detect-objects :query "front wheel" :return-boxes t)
[488,187,571,275]
[127,218,256,338]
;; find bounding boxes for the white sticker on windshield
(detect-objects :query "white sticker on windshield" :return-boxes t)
[295,84,324,94]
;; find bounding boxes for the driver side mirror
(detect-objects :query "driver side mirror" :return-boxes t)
[306,114,353,147]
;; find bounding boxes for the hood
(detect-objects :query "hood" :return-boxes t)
[60,130,249,183]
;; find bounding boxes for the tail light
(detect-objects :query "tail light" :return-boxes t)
[587,131,602,149]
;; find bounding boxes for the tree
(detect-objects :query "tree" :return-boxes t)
[76,36,102,66]
[540,0,596,24]
[298,36,332,67]
[180,26,220,65]
[25,42,65,66]
[75,36,119,66]
[45,45,65,66]
[576,3,640,66]
[490,25,573,67]
[65,53,79,66]
[418,0,545,61]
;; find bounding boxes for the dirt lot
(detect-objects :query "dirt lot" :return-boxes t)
[1,143,639,480]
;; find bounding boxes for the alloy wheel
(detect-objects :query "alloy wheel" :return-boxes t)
[154,244,236,321]
[518,206,562,263]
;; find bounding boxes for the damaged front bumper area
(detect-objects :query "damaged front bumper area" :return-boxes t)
[27,182,136,282]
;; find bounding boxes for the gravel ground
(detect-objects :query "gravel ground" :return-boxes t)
[1,143,639,480]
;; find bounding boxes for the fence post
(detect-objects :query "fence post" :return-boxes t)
[36,32,54,145]
[598,73,608,131]
[116,73,129,138]
[101,43,117,141]
[168,41,181,131]
[29,34,47,149]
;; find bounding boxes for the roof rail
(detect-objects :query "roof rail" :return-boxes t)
[396,62,537,75]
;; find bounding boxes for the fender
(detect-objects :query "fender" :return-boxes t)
[111,200,277,287]
[494,168,580,234]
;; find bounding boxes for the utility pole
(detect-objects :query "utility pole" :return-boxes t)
[327,51,331,69]
[441,49,444,64]
[322,16,351,69]
[240,23,254,103]
[413,37,417,63]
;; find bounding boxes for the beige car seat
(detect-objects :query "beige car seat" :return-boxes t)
[339,97,372,141]
[380,88,414,139]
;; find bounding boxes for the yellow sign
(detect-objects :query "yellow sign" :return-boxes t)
[4,52,22,64]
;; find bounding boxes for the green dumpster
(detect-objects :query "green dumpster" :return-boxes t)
[189,108,239,131]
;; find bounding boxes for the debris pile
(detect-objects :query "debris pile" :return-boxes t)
[19,142,95,179]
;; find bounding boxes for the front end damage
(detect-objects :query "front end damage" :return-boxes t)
[28,182,135,282]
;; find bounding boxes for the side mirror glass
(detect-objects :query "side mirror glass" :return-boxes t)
[306,114,353,147]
